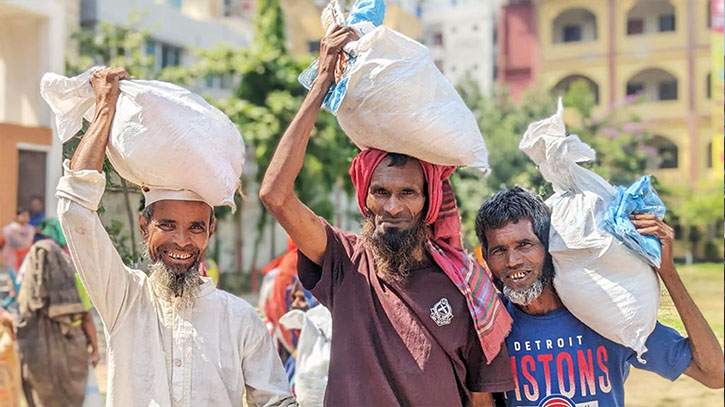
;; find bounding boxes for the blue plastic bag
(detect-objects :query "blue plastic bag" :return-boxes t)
[297,0,386,113]
[602,175,666,268]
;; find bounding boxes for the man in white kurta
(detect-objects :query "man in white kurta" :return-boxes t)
[55,68,295,407]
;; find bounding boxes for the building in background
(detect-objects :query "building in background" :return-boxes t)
[498,0,716,189]
[421,0,500,94]
[497,0,537,100]
[0,0,68,227]
[80,0,254,97]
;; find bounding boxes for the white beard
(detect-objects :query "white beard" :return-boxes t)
[503,279,544,306]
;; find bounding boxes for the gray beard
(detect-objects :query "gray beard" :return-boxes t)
[361,213,428,284]
[144,245,202,298]
[503,279,544,306]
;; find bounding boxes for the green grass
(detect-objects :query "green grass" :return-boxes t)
[657,262,724,343]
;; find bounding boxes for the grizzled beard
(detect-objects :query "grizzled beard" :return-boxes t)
[144,244,202,298]
[361,213,429,285]
[501,263,555,306]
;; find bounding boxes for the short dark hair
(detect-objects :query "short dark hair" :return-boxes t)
[16,208,29,216]
[475,187,551,252]
[141,202,215,225]
[385,152,412,168]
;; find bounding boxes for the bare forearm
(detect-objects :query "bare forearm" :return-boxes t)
[70,104,115,173]
[259,82,329,206]
[660,263,724,384]
[82,311,99,352]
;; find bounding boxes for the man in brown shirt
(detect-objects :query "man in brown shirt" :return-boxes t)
[260,25,514,406]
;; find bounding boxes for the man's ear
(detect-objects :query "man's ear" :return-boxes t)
[139,213,150,240]
[209,216,217,237]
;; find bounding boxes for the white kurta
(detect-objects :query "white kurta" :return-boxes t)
[56,161,295,407]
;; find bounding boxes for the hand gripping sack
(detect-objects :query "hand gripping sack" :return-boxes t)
[519,100,659,358]
[280,305,332,407]
[300,0,488,170]
[40,67,245,210]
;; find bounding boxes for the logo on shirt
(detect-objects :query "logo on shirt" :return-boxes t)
[430,298,453,326]
[538,394,576,407]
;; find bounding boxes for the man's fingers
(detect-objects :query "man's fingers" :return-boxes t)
[629,213,657,220]
[631,219,659,228]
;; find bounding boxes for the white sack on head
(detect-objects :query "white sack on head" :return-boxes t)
[337,26,488,170]
[40,67,245,210]
[519,99,660,358]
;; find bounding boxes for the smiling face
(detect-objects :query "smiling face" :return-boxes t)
[484,219,550,305]
[139,200,215,276]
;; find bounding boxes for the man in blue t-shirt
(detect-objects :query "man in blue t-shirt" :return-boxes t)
[475,187,724,407]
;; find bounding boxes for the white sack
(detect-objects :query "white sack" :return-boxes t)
[280,305,332,407]
[338,26,489,170]
[519,99,659,357]
[40,67,245,210]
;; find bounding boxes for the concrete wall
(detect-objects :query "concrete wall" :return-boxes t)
[84,0,252,50]
[0,0,68,225]
[422,0,497,93]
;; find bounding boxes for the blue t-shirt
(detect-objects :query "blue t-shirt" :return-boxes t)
[502,297,692,407]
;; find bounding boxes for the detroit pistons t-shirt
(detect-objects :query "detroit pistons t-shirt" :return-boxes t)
[502,297,692,407]
[297,221,514,406]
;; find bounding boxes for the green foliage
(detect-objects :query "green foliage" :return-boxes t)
[67,14,155,78]
[104,219,139,265]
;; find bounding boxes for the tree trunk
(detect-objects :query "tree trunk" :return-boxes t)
[119,178,138,263]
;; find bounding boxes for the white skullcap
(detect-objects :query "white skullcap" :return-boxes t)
[142,187,212,208]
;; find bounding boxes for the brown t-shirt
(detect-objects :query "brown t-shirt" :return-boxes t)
[298,222,514,407]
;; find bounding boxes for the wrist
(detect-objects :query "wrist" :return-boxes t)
[95,98,118,112]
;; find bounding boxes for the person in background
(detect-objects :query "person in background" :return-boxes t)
[15,228,100,407]
[28,197,45,229]
[2,209,35,283]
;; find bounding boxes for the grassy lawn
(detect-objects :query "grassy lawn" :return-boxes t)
[624,262,724,407]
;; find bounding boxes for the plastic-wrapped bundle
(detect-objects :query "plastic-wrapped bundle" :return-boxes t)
[40,67,245,210]
[300,0,489,171]
[519,99,660,357]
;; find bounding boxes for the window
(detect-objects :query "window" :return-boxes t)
[658,14,675,32]
[706,73,711,99]
[472,24,478,31]
[308,40,320,53]
[224,0,233,17]
[707,142,713,168]
[169,0,182,8]
[161,44,181,68]
[145,40,156,57]
[648,136,679,169]
[627,82,644,96]
[627,18,644,35]
[563,25,582,42]
[658,80,677,100]
[17,150,46,211]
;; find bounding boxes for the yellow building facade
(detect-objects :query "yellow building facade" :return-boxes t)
[536,0,719,188]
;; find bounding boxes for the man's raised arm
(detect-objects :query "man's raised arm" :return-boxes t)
[57,68,138,332]
[260,25,358,265]
[632,214,724,389]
